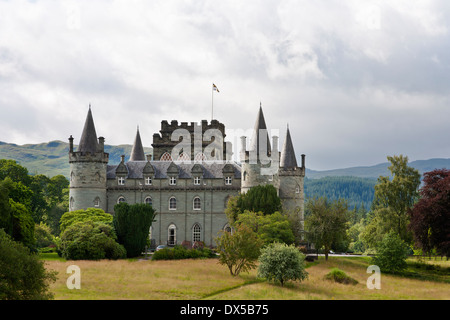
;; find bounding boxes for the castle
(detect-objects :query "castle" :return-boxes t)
[68,105,305,247]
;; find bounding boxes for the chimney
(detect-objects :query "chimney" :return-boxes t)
[98,137,105,152]
[69,135,74,153]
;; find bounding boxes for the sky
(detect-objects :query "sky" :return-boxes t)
[1,0,450,170]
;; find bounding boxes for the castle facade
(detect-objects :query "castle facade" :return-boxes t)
[68,105,305,247]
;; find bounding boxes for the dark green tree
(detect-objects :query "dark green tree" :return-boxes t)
[305,197,350,260]
[10,199,35,250]
[0,179,12,235]
[0,229,57,300]
[113,203,157,257]
[225,185,282,224]
[371,231,409,273]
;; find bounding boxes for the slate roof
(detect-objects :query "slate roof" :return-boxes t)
[129,127,146,161]
[78,107,98,154]
[248,105,271,157]
[280,126,298,168]
[107,161,241,179]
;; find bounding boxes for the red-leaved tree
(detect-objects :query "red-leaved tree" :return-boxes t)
[408,169,450,257]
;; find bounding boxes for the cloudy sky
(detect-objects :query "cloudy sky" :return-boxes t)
[1,0,449,170]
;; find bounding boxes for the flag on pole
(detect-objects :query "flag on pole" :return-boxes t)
[213,83,220,92]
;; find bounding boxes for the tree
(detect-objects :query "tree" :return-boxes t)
[113,203,157,257]
[59,208,113,234]
[257,242,308,286]
[364,155,421,247]
[225,185,282,223]
[0,229,57,300]
[234,211,295,246]
[305,197,349,260]
[10,199,36,250]
[215,225,263,276]
[408,169,450,257]
[371,231,409,273]
[0,179,12,235]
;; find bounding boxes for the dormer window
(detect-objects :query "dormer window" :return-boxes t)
[194,176,201,185]
[145,176,152,185]
[118,177,125,185]
[170,177,177,185]
[225,176,232,185]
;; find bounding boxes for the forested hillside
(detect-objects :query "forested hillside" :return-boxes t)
[304,176,377,209]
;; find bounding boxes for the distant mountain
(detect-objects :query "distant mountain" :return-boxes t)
[1,140,449,181]
[0,141,152,178]
[306,158,450,179]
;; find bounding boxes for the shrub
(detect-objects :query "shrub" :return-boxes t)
[151,245,216,260]
[0,229,57,300]
[324,268,358,285]
[371,231,409,273]
[60,221,126,260]
[257,242,308,286]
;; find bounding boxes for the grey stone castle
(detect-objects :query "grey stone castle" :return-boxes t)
[68,105,305,247]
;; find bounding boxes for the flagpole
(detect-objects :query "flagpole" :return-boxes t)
[211,83,214,120]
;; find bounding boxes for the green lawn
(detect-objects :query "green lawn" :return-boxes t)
[42,255,449,300]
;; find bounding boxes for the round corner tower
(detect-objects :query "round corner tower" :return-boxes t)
[278,126,305,228]
[69,107,109,212]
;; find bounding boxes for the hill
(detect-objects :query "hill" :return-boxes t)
[0,140,152,178]
[306,158,450,179]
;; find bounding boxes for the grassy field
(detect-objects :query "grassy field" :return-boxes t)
[43,255,449,300]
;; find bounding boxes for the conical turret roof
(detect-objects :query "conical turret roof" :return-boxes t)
[249,104,271,157]
[130,127,146,161]
[78,106,98,154]
[280,125,298,168]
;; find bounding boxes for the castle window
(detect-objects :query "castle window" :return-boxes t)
[160,152,173,161]
[168,224,176,246]
[169,177,177,185]
[94,197,100,207]
[118,177,125,185]
[194,176,201,185]
[225,176,232,185]
[145,176,152,185]
[192,224,201,242]
[169,197,177,210]
[145,197,152,206]
[69,197,74,210]
[223,224,232,233]
[118,196,126,204]
[193,197,201,210]
[296,185,300,194]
